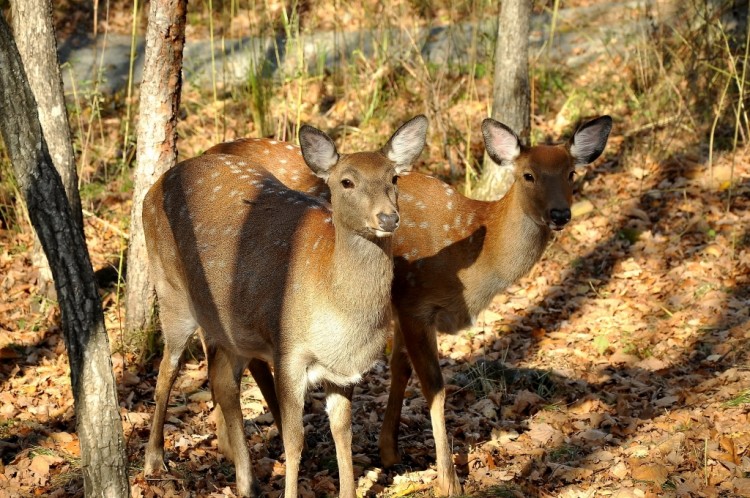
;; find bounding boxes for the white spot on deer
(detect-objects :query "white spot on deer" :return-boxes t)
[279,168,287,175]
[324,217,332,224]
[401,193,414,202]
[404,220,416,228]
[291,175,300,182]
[239,175,250,179]
[313,237,322,250]
[270,140,277,145]
[442,224,450,232]
[238,161,247,166]
[280,159,288,164]
[229,190,240,198]
[286,144,295,150]
[419,221,429,229]
[447,201,453,210]
[213,185,223,192]
[297,150,302,156]
[409,248,419,259]
[224,226,233,235]
[454,214,462,227]
[466,212,475,226]
[195,178,204,185]
[211,171,221,179]
[415,200,427,210]
[263,149,270,154]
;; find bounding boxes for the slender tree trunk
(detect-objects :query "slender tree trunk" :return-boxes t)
[124,0,188,347]
[472,0,531,200]
[0,15,128,498]
[10,0,82,296]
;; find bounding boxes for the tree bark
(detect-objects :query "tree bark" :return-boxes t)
[472,0,531,200]
[0,15,129,498]
[124,0,187,346]
[10,0,82,295]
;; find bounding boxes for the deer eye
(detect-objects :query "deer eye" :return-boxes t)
[392,176,398,185]
[568,170,576,181]
[341,179,355,189]
[523,173,535,183]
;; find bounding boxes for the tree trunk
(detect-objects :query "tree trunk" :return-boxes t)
[124,0,188,348]
[472,0,531,200]
[10,0,82,296]
[0,15,129,498]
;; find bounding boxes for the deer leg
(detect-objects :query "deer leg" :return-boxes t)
[209,347,257,497]
[379,325,411,467]
[248,358,282,438]
[325,383,355,498]
[401,320,461,496]
[144,307,195,476]
[275,359,306,498]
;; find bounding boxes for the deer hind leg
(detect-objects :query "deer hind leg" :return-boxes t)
[325,383,355,498]
[248,358,282,438]
[379,324,412,467]
[144,304,196,476]
[208,346,257,497]
[400,317,462,496]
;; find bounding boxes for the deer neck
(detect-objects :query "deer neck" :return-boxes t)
[482,183,552,286]
[329,225,394,317]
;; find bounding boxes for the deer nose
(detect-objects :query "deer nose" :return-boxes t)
[550,208,571,226]
[377,212,400,232]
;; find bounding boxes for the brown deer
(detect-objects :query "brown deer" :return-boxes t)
[205,115,612,495]
[142,115,429,497]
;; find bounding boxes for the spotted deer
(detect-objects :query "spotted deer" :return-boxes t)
[205,115,612,495]
[142,116,429,497]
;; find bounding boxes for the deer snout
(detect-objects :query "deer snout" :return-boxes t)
[549,208,571,229]
[376,212,400,234]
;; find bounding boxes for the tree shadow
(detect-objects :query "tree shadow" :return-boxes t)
[434,151,750,490]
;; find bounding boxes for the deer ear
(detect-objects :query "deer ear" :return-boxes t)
[299,125,339,180]
[482,118,521,165]
[381,115,428,174]
[569,115,612,166]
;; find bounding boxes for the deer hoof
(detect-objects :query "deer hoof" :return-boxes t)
[435,470,462,496]
[379,446,402,468]
[143,449,166,476]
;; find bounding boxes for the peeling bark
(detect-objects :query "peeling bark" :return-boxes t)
[10,0,82,295]
[0,15,128,498]
[473,0,531,201]
[124,0,187,344]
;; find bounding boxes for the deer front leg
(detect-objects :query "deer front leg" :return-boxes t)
[275,360,307,498]
[209,346,257,497]
[379,325,411,468]
[325,384,356,498]
[401,320,461,496]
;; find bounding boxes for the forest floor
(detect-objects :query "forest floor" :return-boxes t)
[0,126,749,497]
[1,0,750,497]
